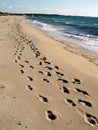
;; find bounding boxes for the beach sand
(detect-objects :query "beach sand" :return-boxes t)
[0,16,98,130]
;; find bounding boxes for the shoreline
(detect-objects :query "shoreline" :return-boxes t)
[0,16,98,130]
[25,15,98,55]
[25,17,98,66]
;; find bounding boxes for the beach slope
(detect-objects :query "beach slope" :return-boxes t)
[0,16,98,130]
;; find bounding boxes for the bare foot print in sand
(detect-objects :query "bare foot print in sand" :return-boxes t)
[45,66,53,70]
[73,78,81,84]
[75,88,90,96]
[58,78,69,83]
[85,113,98,126]
[29,65,34,69]
[78,99,92,107]
[44,61,51,65]
[39,71,44,75]
[47,72,52,77]
[54,65,59,70]
[43,78,49,83]
[39,61,42,65]
[19,69,24,74]
[26,85,33,91]
[19,64,24,68]
[13,59,18,63]
[17,56,21,60]
[46,110,57,121]
[38,95,48,103]
[59,86,70,94]
[27,76,33,81]
[65,98,76,107]
[56,71,64,76]
[25,60,29,64]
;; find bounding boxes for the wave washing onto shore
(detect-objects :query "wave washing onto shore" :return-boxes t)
[26,15,98,54]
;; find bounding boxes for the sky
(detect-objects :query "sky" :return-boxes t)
[0,0,98,17]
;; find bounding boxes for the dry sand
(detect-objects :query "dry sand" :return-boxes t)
[0,16,98,130]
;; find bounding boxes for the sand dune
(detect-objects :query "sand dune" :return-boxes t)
[0,16,98,130]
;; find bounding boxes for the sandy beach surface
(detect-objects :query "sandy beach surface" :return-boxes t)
[0,16,98,130]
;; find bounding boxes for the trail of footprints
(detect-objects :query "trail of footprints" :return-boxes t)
[13,33,98,127]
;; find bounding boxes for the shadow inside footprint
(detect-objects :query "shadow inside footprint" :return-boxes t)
[18,56,21,60]
[66,99,76,107]
[27,76,33,81]
[25,60,29,64]
[0,85,5,89]
[43,78,49,83]
[47,72,52,77]
[29,65,34,69]
[60,86,70,94]
[85,113,98,126]
[44,61,51,65]
[54,66,59,70]
[76,88,90,96]
[45,66,53,70]
[46,110,57,121]
[56,71,64,76]
[14,60,17,63]
[73,78,81,84]
[20,70,24,74]
[26,85,33,91]
[39,71,43,75]
[39,62,42,65]
[19,64,24,68]
[78,99,92,107]
[40,57,47,61]
[38,95,48,103]
[58,78,68,83]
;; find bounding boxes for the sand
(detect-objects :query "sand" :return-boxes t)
[0,16,98,130]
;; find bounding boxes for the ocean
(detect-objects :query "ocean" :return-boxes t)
[25,14,98,54]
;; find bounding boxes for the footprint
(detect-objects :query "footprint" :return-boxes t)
[18,56,21,60]
[25,60,29,64]
[40,57,47,61]
[73,78,81,84]
[35,54,40,58]
[0,85,5,89]
[26,85,33,91]
[19,50,22,53]
[65,98,76,107]
[47,72,52,77]
[17,121,22,126]
[27,76,33,81]
[38,95,48,103]
[29,65,34,69]
[39,71,43,75]
[59,86,70,94]
[39,62,42,65]
[14,60,17,63]
[20,70,24,74]
[44,61,51,65]
[45,66,53,70]
[43,78,49,83]
[19,64,24,68]
[75,88,90,96]
[54,66,59,70]
[46,110,57,121]
[56,71,64,76]
[85,113,98,126]
[58,78,69,83]
[78,99,92,107]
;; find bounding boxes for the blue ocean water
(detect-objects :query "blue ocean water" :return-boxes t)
[25,14,98,54]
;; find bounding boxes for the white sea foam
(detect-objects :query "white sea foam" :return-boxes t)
[29,19,98,54]
[32,20,57,32]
